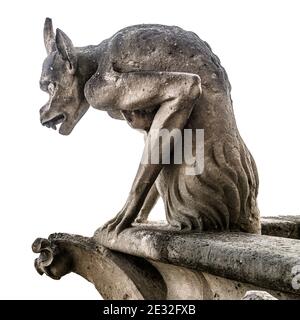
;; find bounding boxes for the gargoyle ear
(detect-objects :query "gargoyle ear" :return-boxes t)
[43,17,56,54]
[55,28,77,74]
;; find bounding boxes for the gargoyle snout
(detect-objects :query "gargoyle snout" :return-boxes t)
[39,104,49,116]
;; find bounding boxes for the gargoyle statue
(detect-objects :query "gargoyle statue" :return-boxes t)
[39,18,260,235]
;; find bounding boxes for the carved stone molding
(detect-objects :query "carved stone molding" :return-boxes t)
[95,225,300,295]
[32,233,166,299]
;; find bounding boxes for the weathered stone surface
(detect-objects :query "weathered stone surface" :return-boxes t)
[33,233,166,300]
[95,225,300,295]
[261,216,300,239]
[150,261,297,300]
[242,290,277,300]
[32,231,300,300]
[39,18,260,235]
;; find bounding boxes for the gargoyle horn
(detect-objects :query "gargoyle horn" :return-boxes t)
[44,17,56,54]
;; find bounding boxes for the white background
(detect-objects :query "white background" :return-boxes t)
[0,0,299,299]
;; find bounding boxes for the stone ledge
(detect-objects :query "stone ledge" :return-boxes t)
[261,216,300,239]
[95,225,300,296]
[32,216,300,299]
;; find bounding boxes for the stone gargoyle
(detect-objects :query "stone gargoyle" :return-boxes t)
[39,18,260,236]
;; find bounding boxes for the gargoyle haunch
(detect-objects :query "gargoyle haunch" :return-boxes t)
[39,18,260,234]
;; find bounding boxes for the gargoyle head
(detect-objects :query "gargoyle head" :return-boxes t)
[39,18,89,135]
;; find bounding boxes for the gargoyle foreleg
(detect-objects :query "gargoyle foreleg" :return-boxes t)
[95,71,202,234]
[135,183,160,223]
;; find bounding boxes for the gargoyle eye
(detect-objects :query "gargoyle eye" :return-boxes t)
[48,82,55,95]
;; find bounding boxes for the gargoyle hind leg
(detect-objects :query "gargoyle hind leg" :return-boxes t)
[96,70,202,234]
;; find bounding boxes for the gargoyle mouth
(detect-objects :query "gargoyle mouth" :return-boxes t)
[42,114,66,130]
